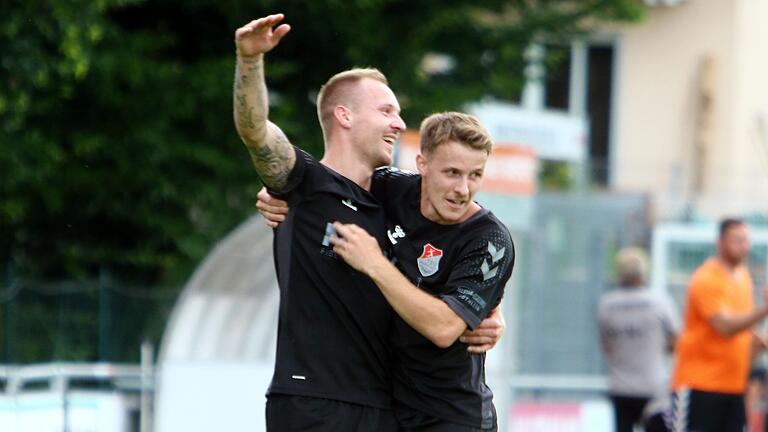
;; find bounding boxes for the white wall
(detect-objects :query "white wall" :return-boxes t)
[729,0,768,216]
[612,0,736,218]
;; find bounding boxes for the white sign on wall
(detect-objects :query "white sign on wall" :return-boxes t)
[467,101,588,162]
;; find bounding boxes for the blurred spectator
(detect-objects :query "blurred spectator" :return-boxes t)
[598,247,680,432]
[670,218,768,432]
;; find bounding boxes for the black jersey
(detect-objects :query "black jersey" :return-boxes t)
[266,146,394,409]
[372,167,515,429]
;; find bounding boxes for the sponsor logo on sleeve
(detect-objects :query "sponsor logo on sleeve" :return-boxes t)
[457,287,487,312]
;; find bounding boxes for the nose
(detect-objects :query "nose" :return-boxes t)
[391,113,406,132]
[454,176,469,197]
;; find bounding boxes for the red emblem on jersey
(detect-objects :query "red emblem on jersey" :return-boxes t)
[417,244,443,277]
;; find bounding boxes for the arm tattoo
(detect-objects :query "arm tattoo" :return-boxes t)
[236,95,256,130]
[248,126,293,189]
[237,95,256,129]
[236,58,259,89]
[234,55,295,190]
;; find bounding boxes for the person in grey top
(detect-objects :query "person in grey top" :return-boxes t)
[598,247,680,432]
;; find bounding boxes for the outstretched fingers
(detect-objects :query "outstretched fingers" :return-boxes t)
[234,14,291,53]
[239,14,284,33]
[271,23,291,42]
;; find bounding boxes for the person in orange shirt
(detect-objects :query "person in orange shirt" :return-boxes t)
[670,218,768,432]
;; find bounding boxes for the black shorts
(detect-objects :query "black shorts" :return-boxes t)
[669,388,745,432]
[399,423,496,432]
[266,394,398,432]
[608,394,651,432]
[395,403,497,432]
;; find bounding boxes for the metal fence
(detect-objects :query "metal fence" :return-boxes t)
[512,191,649,382]
[0,272,178,364]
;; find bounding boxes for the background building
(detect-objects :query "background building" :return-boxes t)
[541,0,768,219]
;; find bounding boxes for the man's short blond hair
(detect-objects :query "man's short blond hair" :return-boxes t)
[316,68,388,139]
[616,247,648,282]
[419,112,493,156]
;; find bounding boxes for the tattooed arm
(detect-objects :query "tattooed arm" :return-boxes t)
[233,14,296,190]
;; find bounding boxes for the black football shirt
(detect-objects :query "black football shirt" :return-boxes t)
[266,147,394,409]
[372,167,515,429]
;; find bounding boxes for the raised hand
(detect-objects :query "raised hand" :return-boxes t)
[234,14,291,57]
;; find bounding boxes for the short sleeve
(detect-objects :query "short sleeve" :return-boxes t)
[266,146,308,204]
[440,228,515,330]
[689,273,727,320]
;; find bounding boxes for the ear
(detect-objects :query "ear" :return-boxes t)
[333,105,353,129]
[416,153,427,175]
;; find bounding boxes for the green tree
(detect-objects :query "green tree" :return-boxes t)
[1,0,642,361]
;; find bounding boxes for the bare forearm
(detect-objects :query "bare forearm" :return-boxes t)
[710,305,768,337]
[367,258,466,348]
[329,222,467,348]
[233,55,294,189]
[234,55,268,142]
[751,332,768,360]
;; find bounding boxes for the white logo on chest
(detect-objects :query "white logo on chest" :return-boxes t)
[341,199,357,211]
[387,225,406,245]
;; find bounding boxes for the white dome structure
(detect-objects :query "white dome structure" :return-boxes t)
[154,215,278,432]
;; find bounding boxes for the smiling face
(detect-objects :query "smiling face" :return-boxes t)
[417,140,489,225]
[414,112,493,225]
[348,78,405,168]
[316,69,405,169]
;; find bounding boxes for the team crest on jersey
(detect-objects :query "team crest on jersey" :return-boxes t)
[417,244,443,277]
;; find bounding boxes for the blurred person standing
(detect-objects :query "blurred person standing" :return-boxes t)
[670,218,768,432]
[598,247,680,432]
